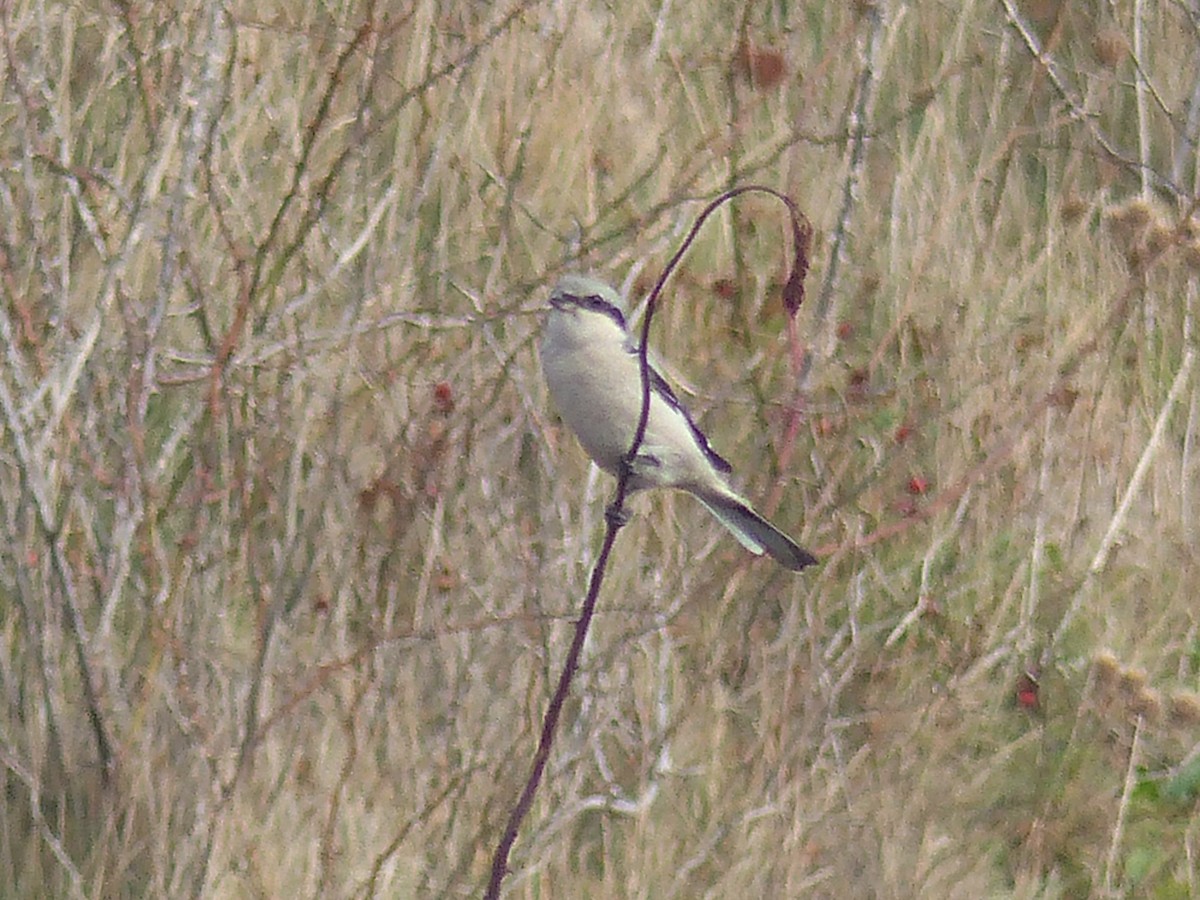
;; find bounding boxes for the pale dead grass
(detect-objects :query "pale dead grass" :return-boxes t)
[1,0,1198,897]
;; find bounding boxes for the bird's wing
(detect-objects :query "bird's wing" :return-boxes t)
[622,339,733,475]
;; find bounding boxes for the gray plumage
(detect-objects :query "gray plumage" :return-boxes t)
[540,274,816,571]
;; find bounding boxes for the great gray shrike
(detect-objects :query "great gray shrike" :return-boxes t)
[539,274,816,571]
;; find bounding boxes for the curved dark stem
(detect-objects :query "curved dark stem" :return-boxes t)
[484,471,634,898]
[631,185,811,467]
[486,184,810,897]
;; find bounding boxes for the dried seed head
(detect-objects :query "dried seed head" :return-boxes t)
[1092,28,1127,69]
[1182,241,1200,275]
[1092,650,1122,691]
[1144,223,1175,257]
[1060,193,1088,224]
[1118,666,1147,699]
[1128,688,1163,723]
[1125,244,1151,272]
[1047,384,1077,410]
[1106,199,1155,239]
[1167,692,1200,728]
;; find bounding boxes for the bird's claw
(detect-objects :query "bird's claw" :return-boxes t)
[617,455,636,482]
[605,503,629,527]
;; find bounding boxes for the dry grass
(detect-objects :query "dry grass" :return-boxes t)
[1,0,1198,896]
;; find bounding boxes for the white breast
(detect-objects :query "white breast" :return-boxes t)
[540,307,728,494]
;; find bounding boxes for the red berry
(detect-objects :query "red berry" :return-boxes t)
[907,475,929,495]
[712,278,737,299]
[1016,673,1040,711]
[433,381,455,414]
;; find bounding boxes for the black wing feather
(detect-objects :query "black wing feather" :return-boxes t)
[625,341,734,475]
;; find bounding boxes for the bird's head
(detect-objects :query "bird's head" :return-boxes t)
[548,275,628,331]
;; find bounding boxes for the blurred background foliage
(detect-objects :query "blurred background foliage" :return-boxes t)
[1,0,1198,896]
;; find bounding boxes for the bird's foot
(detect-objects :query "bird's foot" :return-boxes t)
[605,503,630,528]
[617,455,637,483]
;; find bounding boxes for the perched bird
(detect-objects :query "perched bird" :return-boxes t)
[539,274,816,571]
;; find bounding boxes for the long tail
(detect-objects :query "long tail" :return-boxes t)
[694,491,817,571]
